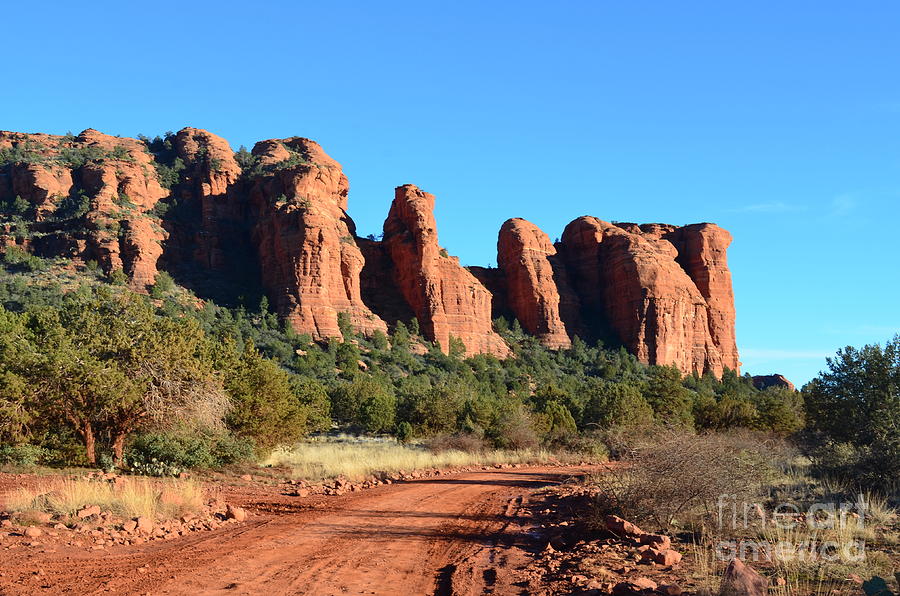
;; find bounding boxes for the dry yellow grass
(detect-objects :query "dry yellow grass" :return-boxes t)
[5,476,204,521]
[262,437,552,482]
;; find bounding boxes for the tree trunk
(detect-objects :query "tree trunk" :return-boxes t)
[112,432,127,467]
[84,422,96,466]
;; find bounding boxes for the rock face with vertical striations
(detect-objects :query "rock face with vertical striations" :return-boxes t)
[245,137,387,339]
[664,224,740,373]
[0,125,742,376]
[170,127,244,270]
[381,184,509,357]
[559,217,733,377]
[495,218,579,349]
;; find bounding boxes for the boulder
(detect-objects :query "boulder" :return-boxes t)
[604,514,645,537]
[77,505,101,519]
[641,547,682,566]
[719,558,768,596]
[225,504,247,522]
[638,533,672,551]
[612,577,658,594]
[135,516,154,535]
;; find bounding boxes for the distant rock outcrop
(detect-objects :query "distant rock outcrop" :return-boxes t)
[0,126,742,376]
[560,217,728,376]
[750,374,795,392]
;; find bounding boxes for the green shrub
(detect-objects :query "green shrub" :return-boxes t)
[804,335,900,493]
[224,343,312,450]
[395,421,413,443]
[150,271,176,298]
[0,195,30,217]
[0,444,48,467]
[1,247,46,272]
[490,405,540,450]
[107,268,128,285]
[125,431,254,475]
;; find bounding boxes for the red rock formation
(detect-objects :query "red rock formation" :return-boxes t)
[631,222,740,373]
[496,218,579,349]
[247,137,387,339]
[561,216,726,376]
[1,126,740,370]
[0,129,168,289]
[8,163,73,220]
[664,224,740,373]
[172,127,243,270]
[382,184,509,357]
[751,374,795,392]
[466,265,511,324]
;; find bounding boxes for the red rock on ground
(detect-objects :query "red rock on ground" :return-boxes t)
[613,577,658,594]
[605,514,645,537]
[719,558,768,596]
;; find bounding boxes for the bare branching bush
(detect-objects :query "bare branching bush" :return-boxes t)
[593,429,776,530]
[425,433,489,454]
[141,366,229,432]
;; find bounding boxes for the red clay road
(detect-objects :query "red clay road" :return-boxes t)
[0,466,588,595]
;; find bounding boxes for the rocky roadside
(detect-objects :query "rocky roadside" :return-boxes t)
[512,482,773,596]
[274,460,553,497]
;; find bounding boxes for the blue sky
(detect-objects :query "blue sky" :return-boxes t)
[3,1,898,385]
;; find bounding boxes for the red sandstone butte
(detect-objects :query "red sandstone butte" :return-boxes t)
[382,184,509,357]
[497,218,579,349]
[246,137,387,339]
[560,216,731,376]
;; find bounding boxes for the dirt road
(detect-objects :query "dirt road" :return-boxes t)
[0,466,586,595]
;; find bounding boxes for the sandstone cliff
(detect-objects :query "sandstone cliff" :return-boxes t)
[495,218,580,349]
[245,137,387,339]
[381,184,509,357]
[0,128,168,289]
[560,217,732,377]
[0,126,741,376]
